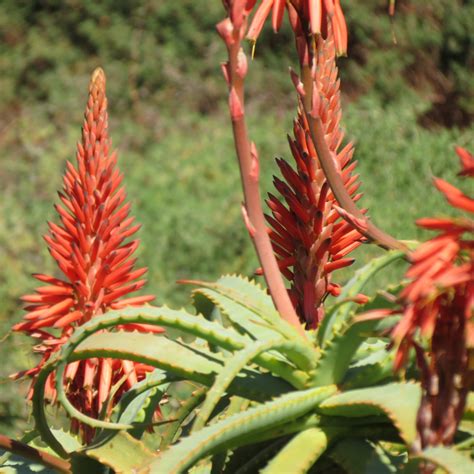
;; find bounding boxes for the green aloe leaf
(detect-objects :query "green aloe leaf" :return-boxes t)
[342,345,395,390]
[192,338,288,432]
[312,251,405,385]
[212,275,282,324]
[27,429,81,456]
[144,385,337,473]
[112,369,169,440]
[317,251,405,346]
[318,382,420,444]
[464,393,474,421]
[71,332,292,401]
[190,275,304,341]
[311,318,383,386]
[193,287,283,342]
[78,432,156,473]
[328,438,406,473]
[260,428,329,474]
[75,332,221,383]
[409,446,474,474]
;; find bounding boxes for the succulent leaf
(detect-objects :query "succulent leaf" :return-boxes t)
[409,446,474,474]
[79,431,156,473]
[317,250,405,346]
[328,438,406,473]
[318,382,421,444]
[145,385,336,473]
[261,428,329,473]
[190,274,303,341]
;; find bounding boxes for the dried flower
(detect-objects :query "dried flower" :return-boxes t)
[392,147,474,450]
[263,34,364,328]
[12,68,162,441]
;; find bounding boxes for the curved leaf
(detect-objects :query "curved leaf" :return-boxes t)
[410,446,474,474]
[190,275,304,341]
[317,251,404,346]
[145,385,337,473]
[318,382,420,444]
[260,428,329,474]
[311,318,383,386]
[112,369,169,439]
[342,346,395,390]
[312,251,405,385]
[57,332,292,431]
[79,432,156,473]
[329,438,406,473]
[193,338,290,432]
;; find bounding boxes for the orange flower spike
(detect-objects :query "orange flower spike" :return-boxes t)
[12,68,162,442]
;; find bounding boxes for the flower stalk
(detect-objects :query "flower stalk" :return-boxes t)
[218,4,303,334]
[299,63,407,253]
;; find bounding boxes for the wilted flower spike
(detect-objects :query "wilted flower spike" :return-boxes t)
[265,34,364,328]
[12,68,162,442]
[392,148,474,450]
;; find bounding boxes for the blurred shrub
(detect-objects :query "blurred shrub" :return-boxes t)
[1,1,472,123]
[342,0,474,126]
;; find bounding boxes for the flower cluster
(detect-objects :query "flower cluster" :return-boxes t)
[393,147,474,449]
[264,34,365,328]
[12,68,162,441]
[247,0,347,57]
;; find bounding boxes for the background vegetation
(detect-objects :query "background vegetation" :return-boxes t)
[1,0,473,437]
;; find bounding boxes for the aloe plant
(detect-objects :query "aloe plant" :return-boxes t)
[4,262,472,472]
[1,2,473,473]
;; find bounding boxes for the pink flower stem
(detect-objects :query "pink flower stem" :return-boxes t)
[219,18,304,335]
[300,65,408,252]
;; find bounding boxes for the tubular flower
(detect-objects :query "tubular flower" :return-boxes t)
[456,146,474,177]
[247,0,348,57]
[264,34,364,329]
[12,68,162,442]
[392,147,474,450]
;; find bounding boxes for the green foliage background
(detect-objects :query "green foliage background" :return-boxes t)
[0,0,473,436]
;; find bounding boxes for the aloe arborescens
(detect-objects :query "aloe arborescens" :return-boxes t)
[2,2,473,473]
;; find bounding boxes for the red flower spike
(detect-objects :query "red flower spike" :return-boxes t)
[12,68,162,443]
[392,148,474,450]
[266,34,364,329]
